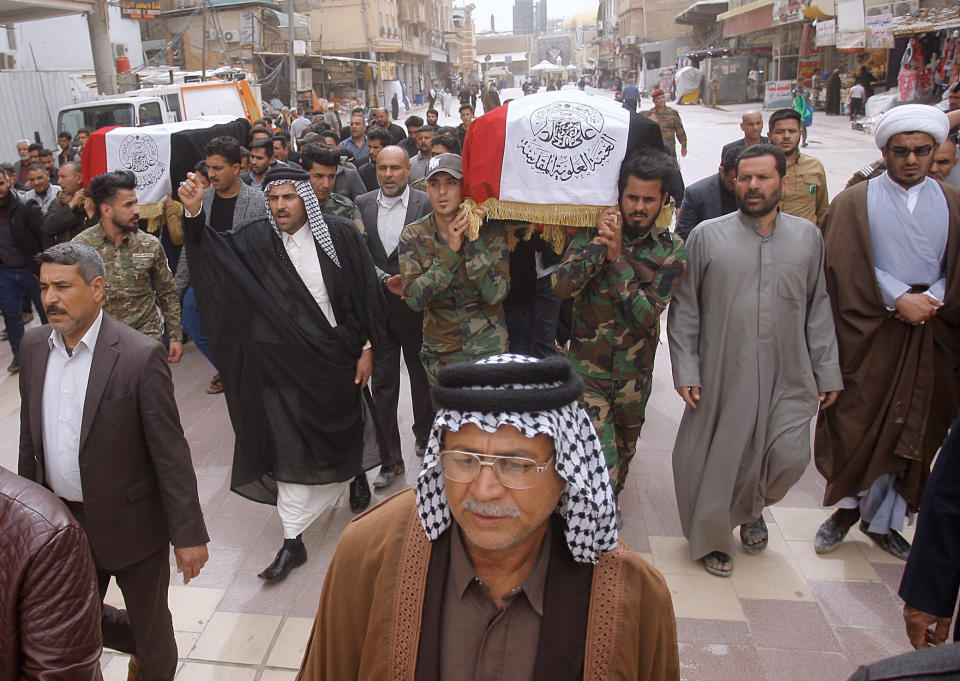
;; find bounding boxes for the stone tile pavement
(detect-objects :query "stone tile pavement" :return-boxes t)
[0,94,910,681]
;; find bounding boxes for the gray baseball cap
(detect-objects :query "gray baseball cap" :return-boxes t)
[424,152,463,180]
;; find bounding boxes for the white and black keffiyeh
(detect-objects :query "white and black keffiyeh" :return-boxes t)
[264,177,341,268]
[415,353,619,564]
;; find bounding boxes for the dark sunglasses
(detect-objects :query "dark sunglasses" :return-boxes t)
[888,144,934,158]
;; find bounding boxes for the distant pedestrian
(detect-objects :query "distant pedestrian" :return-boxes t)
[391,92,400,121]
[644,89,687,159]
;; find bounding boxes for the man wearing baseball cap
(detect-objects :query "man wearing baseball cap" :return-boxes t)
[398,153,510,384]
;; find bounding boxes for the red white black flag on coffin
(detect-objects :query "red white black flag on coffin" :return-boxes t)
[81,115,251,204]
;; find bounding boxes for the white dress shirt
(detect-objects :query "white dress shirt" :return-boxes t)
[283,225,336,326]
[376,185,410,256]
[42,309,103,502]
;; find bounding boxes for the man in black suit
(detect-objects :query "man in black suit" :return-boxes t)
[899,407,960,648]
[19,242,209,681]
[720,110,767,162]
[675,146,740,241]
[355,146,433,488]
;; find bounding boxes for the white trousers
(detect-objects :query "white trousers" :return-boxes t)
[833,473,910,534]
[276,481,350,539]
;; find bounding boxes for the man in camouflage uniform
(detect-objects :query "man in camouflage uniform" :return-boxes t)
[299,145,366,234]
[398,154,510,383]
[553,152,686,500]
[74,170,183,362]
[644,89,688,159]
[768,108,829,227]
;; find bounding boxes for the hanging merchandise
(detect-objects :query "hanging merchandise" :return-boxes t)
[899,41,917,101]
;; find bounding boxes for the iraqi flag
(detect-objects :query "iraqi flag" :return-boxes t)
[82,115,251,206]
[462,90,634,237]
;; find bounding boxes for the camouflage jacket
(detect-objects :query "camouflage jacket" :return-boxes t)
[323,192,366,234]
[398,214,510,360]
[73,224,182,342]
[553,222,686,379]
[644,107,687,158]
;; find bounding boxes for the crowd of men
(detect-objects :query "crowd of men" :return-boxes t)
[1,90,959,681]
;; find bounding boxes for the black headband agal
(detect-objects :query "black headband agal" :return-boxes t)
[432,355,583,413]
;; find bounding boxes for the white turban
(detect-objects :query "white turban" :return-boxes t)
[874,104,950,150]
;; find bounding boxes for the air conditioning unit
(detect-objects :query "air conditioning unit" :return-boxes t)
[205,28,218,41]
[113,43,127,57]
[892,0,918,16]
[0,52,14,69]
[623,35,636,45]
[223,30,240,42]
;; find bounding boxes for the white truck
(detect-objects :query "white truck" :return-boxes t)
[56,79,261,137]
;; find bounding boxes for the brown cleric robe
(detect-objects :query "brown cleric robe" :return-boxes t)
[296,489,679,681]
[814,179,960,510]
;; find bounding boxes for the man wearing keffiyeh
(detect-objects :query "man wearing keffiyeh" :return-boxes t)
[297,354,679,681]
[178,166,387,583]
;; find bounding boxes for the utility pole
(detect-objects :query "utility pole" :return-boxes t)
[288,0,297,108]
[86,0,118,95]
[201,0,207,79]
[359,0,376,105]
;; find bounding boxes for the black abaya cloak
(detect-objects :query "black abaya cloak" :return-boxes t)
[183,211,387,504]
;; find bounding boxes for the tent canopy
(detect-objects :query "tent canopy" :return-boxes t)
[530,60,565,73]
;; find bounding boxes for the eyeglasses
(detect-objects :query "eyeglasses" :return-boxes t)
[437,450,556,490]
[888,144,934,158]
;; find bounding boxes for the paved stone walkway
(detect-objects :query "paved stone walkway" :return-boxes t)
[0,91,913,681]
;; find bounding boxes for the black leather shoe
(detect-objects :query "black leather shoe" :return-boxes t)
[350,474,371,513]
[859,520,911,561]
[258,542,307,582]
[814,511,857,554]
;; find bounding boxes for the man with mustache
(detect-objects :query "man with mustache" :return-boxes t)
[553,151,686,524]
[668,144,842,577]
[178,165,387,582]
[297,354,679,681]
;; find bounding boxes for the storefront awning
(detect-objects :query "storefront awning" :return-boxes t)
[676,0,728,26]
[721,1,774,38]
[892,7,960,36]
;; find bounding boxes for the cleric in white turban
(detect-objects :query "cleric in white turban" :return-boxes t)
[814,102,960,564]
[873,103,949,150]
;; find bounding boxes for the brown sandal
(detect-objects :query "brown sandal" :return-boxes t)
[207,373,223,394]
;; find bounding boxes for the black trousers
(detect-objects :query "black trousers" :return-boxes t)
[69,503,177,681]
[371,319,434,468]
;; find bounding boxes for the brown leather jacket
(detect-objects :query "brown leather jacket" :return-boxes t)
[0,466,103,681]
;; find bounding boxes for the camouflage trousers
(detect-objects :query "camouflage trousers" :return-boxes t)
[421,349,477,387]
[580,373,653,496]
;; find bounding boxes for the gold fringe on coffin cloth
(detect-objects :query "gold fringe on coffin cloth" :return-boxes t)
[461,197,676,254]
[462,198,608,254]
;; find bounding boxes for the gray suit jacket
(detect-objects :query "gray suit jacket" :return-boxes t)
[18,313,208,570]
[175,182,268,294]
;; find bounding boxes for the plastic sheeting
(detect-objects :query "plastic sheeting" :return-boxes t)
[674,66,704,102]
